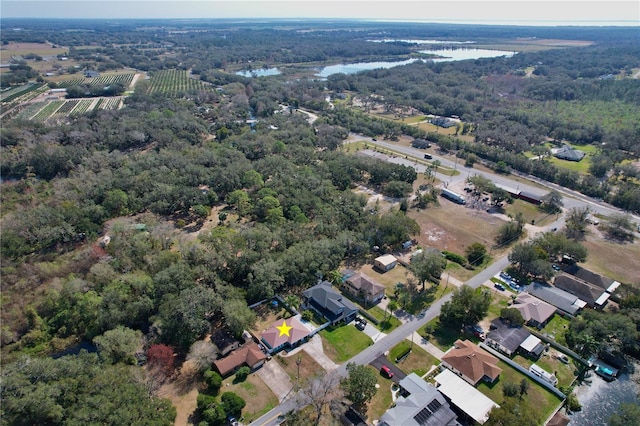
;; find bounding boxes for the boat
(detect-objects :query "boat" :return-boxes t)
[595,365,616,381]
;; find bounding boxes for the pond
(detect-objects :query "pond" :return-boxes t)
[315,47,516,77]
[568,364,640,424]
[235,68,281,77]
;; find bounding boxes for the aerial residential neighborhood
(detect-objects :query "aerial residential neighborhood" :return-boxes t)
[1,4,639,426]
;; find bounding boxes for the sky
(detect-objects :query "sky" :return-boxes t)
[1,0,639,26]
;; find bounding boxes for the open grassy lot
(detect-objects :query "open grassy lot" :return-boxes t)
[365,305,402,332]
[359,263,411,293]
[503,199,556,228]
[476,360,564,423]
[275,350,324,382]
[407,201,506,269]
[222,373,279,424]
[320,324,373,363]
[421,318,483,352]
[582,234,640,286]
[389,340,440,377]
[0,42,68,61]
[366,365,394,423]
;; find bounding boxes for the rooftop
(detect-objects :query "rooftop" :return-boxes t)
[486,318,530,354]
[260,316,310,350]
[345,272,385,295]
[512,293,556,325]
[554,274,609,307]
[213,342,266,376]
[524,282,586,315]
[441,339,502,385]
[434,368,499,425]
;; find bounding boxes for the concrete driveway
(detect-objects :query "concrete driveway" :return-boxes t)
[360,322,387,343]
[256,359,293,402]
[302,334,339,371]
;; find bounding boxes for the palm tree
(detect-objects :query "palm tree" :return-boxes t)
[386,300,398,320]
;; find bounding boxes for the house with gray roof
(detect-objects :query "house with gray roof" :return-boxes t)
[379,373,459,426]
[301,281,357,325]
[563,265,621,292]
[554,274,610,308]
[553,145,585,162]
[485,319,531,357]
[524,281,586,317]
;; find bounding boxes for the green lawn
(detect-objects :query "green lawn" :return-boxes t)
[504,199,556,228]
[390,341,440,377]
[366,305,402,332]
[540,315,571,346]
[511,353,577,388]
[366,365,394,423]
[476,360,564,424]
[320,324,373,362]
[421,319,482,352]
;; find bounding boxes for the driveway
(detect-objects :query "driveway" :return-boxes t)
[360,322,387,343]
[302,334,339,371]
[256,359,293,402]
[407,331,445,359]
[369,354,407,383]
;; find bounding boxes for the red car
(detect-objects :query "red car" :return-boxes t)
[380,365,394,379]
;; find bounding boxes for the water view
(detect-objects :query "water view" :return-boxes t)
[236,68,281,77]
[369,39,475,45]
[568,365,640,424]
[315,47,516,77]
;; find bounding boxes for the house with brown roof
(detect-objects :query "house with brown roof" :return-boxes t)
[260,316,311,354]
[441,340,502,385]
[213,342,267,377]
[343,272,385,306]
[512,293,557,329]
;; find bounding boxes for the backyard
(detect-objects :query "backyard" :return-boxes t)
[365,365,394,424]
[222,373,279,424]
[476,360,564,423]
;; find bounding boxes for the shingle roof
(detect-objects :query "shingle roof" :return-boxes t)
[442,340,502,385]
[563,265,614,290]
[513,293,556,325]
[213,342,266,376]
[524,282,585,315]
[260,316,310,350]
[554,274,608,306]
[486,319,530,354]
[345,273,385,296]
[302,281,357,321]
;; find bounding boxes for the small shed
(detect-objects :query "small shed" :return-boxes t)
[374,254,398,272]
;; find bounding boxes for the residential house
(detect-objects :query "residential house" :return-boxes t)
[554,274,610,308]
[553,145,585,162]
[374,254,398,272]
[524,281,586,317]
[260,316,311,354]
[485,319,531,357]
[84,70,100,78]
[379,373,460,426]
[213,342,267,377]
[343,272,385,306]
[209,329,242,357]
[512,293,556,328]
[546,411,570,426]
[434,368,499,425]
[431,116,457,128]
[441,340,502,386]
[517,190,543,205]
[301,281,358,325]
[563,265,620,293]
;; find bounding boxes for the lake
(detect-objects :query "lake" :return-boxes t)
[568,364,640,424]
[236,68,281,77]
[315,47,516,77]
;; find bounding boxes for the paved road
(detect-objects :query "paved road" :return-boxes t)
[250,132,636,425]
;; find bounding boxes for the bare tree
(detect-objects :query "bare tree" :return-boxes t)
[295,371,344,424]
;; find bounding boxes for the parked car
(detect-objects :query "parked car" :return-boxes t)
[380,365,394,378]
[424,153,433,159]
[494,283,506,291]
[552,264,561,271]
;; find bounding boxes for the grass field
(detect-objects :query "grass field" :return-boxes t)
[366,365,394,423]
[540,315,571,346]
[222,374,279,424]
[582,235,640,286]
[476,360,564,423]
[389,340,439,377]
[275,350,323,383]
[320,324,373,363]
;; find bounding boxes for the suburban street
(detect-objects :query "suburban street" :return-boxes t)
[250,132,634,426]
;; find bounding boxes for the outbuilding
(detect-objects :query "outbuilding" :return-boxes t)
[374,254,398,272]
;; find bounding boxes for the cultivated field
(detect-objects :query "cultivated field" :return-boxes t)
[147,69,214,96]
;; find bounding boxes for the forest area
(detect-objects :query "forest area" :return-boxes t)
[1,18,639,425]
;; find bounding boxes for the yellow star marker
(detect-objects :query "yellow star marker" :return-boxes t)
[277,319,293,337]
